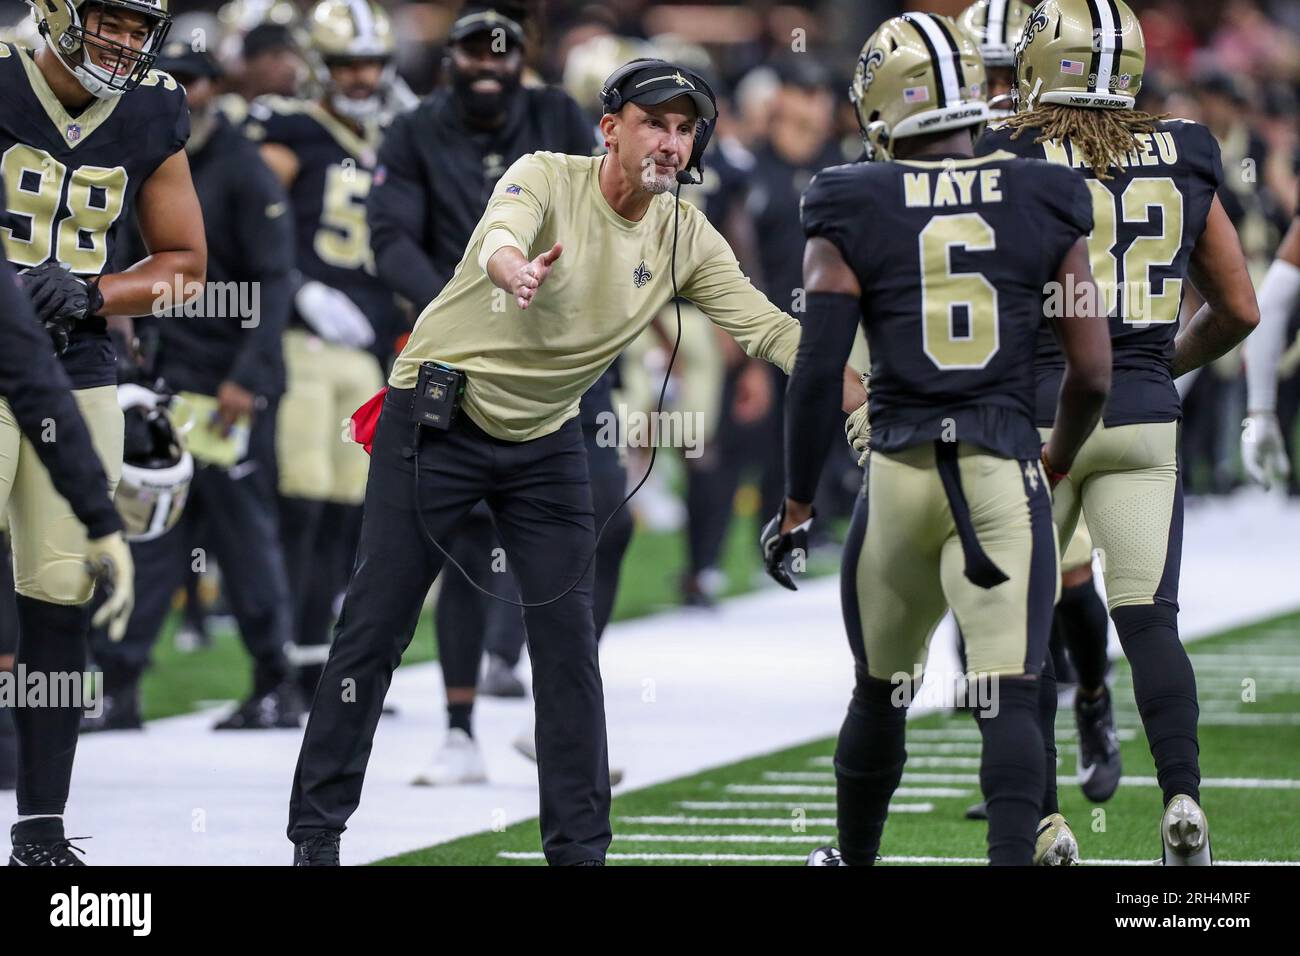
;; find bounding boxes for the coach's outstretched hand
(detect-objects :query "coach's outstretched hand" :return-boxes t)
[86,532,135,642]
[760,501,815,591]
[508,242,563,310]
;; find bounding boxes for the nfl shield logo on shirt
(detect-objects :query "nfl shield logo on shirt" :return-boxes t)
[66,123,81,143]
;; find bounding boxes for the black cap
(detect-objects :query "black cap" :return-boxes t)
[156,39,222,79]
[243,22,298,60]
[610,62,717,121]
[448,7,525,48]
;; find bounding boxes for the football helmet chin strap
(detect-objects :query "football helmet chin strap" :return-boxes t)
[41,0,169,100]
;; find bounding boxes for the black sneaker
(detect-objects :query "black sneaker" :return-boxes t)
[80,686,144,734]
[215,682,304,730]
[479,654,526,698]
[294,832,341,866]
[9,820,87,866]
[1075,687,1122,802]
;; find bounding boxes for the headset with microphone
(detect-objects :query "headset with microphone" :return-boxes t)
[413,59,718,610]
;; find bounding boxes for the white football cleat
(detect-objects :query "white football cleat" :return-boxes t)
[411,728,487,786]
[1161,794,1212,865]
[806,845,846,866]
[513,719,624,785]
[1034,813,1080,865]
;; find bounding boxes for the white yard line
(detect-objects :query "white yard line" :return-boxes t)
[727,783,971,798]
[4,493,1295,864]
[497,851,1300,865]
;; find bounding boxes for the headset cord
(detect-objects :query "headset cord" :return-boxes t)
[412,181,688,609]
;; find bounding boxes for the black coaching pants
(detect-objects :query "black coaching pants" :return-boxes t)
[287,387,611,864]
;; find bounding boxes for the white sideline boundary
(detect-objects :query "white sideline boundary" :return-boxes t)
[3,491,1298,865]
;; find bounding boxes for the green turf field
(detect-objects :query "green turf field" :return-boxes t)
[376,609,1300,865]
[137,504,843,721]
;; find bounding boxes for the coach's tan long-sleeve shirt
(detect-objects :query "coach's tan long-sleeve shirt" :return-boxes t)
[389,151,802,442]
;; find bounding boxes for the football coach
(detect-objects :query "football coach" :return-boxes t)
[288,59,804,866]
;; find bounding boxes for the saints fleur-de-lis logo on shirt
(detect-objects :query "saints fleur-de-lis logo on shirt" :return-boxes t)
[633,260,652,288]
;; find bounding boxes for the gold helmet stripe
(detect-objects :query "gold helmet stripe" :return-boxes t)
[987,0,1010,47]
[1084,0,1123,94]
[902,12,964,107]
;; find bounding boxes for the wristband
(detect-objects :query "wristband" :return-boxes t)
[1041,445,1068,486]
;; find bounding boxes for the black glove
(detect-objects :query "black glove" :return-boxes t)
[759,503,815,591]
[18,262,103,354]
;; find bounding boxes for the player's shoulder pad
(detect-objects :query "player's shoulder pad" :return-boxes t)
[1010,154,1094,234]
[1157,117,1221,164]
[801,162,872,240]
[244,94,313,139]
[131,68,186,106]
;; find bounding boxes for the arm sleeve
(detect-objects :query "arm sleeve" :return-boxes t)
[679,212,802,372]
[784,291,862,502]
[228,158,296,396]
[1246,254,1300,412]
[0,261,122,538]
[475,153,554,270]
[367,113,447,308]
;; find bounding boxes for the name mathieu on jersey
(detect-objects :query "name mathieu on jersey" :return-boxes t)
[978,119,1224,425]
[802,150,1094,460]
[0,42,189,388]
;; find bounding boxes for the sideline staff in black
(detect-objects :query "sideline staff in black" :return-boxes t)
[288,60,803,865]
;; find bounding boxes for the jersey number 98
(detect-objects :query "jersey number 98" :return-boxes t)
[1,144,128,275]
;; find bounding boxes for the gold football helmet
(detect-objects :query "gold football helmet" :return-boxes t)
[850,12,987,161]
[958,0,1034,68]
[28,0,173,98]
[1012,0,1145,111]
[305,0,394,121]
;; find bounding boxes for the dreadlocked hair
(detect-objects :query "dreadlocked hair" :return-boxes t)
[1002,105,1169,181]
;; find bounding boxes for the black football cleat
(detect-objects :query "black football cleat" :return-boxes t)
[215,682,305,730]
[294,832,341,866]
[1075,687,1122,802]
[806,845,846,866]
[80,686,144,734]
[965,800,988,820]
[9,820,88,866]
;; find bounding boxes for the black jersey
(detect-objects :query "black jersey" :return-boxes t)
[978,119,1224,426]
[0,43,189,388]
[243,96,402,358]
[801,151,1093,460]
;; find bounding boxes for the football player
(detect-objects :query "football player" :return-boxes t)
[243,0,403,707]
[0,0,205,863]
[1242,211,1300,490]
[978,0,1261,863]
[764,12,1112,866]
[955,4,1117,820]
[957,0,1032,117]
[82,41,298,734]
